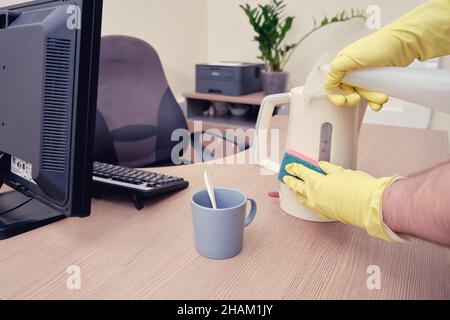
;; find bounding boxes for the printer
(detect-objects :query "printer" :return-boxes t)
[196,62,265,96]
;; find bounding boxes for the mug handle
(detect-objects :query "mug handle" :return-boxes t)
[245,199,257,227]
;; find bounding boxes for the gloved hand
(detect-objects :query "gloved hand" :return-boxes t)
[326,0,450,111]
[283,162,405,242]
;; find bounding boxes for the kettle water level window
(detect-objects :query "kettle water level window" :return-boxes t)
[319,123,333,162]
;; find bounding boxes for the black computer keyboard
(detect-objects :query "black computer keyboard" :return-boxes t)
[92,162,189,210]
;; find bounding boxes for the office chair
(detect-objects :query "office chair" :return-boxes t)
[95,35,244,168]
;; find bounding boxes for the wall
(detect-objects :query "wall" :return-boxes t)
[207,0,424,87]
[0,0,208,97]
[101,0,208,97]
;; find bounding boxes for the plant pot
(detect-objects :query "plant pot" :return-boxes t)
[262,71,290,95]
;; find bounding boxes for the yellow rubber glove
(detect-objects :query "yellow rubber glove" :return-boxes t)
[326,0,450,111]
[283,162,405,243]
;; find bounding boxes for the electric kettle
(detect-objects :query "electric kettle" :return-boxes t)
[254,56,450,222]
[254,57,365,222]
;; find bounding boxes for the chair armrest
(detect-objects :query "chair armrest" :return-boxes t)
[190,131,249,163]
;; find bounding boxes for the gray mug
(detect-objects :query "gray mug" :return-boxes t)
[191,188,257,260]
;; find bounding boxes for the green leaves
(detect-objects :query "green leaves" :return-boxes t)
[321,7,367,26]
[318,8,366,28]
[240,1,367,72]
[240,0,295,72]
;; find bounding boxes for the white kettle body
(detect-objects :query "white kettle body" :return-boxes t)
[254,86,365,222]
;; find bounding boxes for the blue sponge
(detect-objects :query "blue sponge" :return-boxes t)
[278,149,327,183]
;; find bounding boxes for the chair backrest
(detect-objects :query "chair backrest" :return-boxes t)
[95,35,188,168]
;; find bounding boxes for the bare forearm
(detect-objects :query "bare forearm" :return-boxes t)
[383,161,450,246]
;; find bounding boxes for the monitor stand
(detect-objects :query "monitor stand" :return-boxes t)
[0,191,66,240]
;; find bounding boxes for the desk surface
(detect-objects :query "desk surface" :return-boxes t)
[0,116,449,300]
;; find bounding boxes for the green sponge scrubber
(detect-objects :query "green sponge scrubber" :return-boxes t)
[278,149,327,183]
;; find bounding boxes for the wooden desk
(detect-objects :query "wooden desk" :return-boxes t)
[0,116,449,300]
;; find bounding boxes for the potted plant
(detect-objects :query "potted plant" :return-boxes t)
[240,0,366,95]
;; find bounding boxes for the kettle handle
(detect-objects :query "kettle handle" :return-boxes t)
[254,93,292,173]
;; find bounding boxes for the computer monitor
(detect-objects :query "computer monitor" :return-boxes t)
[0,0,103,239]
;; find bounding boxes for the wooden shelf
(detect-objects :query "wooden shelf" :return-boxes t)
[183,91,265,106]
[187,114,256,130]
